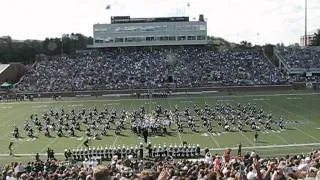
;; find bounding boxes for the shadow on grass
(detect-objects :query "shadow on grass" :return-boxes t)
[118,134,129,137]
[166,132,178,136]
[45,135,56,138]
[181,131,193,134]
[285,127,295,131]
[70,134,81,138]
[166,132,176,136]
[103,134,114,137]
[11,155,22,158]
[228,129,238,133]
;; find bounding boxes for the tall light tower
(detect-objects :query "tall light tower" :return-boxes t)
[305,0,308,46]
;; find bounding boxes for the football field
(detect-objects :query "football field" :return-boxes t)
[0,90,320,163]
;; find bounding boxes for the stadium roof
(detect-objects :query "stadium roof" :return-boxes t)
[110,16,190,24]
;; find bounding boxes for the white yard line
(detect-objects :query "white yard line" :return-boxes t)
[270,104,320,142]
[208,132,221,148]
[263,101,319,143]
[167,98,183,146]
[177,132,183,146]
[76,138,86,149]
[287,101,320,126]
[239,131,254,145]
[1,92,320,106]
[40,137,59,153]
[201,96,220,148]
[176,115,184,146]
[272,133,290,144]
[295,127,320,142]
[112,135,119,148]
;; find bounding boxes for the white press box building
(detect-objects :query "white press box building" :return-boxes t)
[91,15,207,48]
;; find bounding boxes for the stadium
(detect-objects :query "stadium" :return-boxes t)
[0,8,320,180]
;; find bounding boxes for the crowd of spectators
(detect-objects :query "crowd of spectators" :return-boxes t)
[277,47,320,70]
[17,47,285,92]
[1,148,319,180]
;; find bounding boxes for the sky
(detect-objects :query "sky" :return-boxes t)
[0,0,319,45]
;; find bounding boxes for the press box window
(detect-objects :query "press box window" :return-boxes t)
[95,40,104,43]
[160,36,169,41]
[115,38,124,42]
[187,36,196,40]
[197,36,206,40]
[169,36,176,41]
[146,37,155,41]
[178,36,186,41]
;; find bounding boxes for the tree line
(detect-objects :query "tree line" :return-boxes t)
[0,33,93,64]
[2,31,318,65]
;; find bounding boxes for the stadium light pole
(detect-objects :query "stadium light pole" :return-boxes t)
[305,0,307,46]
[187,2,190,17]
[61,35,63,56]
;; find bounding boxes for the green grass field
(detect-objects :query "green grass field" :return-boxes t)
[0,90,320,163]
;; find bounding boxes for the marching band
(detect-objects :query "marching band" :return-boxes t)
[67,143,202,161]
[11,102,287,161]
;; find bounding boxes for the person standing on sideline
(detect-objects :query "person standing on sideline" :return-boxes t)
[142,128,148,144]
[9,142,14,156]
[254,131,259,144]
[238,143,242,156]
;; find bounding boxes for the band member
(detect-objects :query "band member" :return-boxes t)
[84,139,90,148]
[13,126,19,138]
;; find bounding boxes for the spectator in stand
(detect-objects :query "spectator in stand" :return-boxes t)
[17,47,285,92]
[0,148,318,180]
[278,46,320,70]
[277,46,320,83]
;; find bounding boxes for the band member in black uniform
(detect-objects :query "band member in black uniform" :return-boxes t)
[83,139,90,148]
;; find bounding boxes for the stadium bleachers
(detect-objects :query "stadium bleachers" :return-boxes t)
[277,47,320,71]
[17,47,285,92]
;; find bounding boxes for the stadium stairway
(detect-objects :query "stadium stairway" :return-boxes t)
[0,63,26,84]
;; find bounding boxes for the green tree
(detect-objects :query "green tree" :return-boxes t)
[240,41,252,48]
[0,33,93,64]
[263,44,279,66]
[311,29,320,46]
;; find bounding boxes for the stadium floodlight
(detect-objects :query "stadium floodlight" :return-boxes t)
[187,2,190,17]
